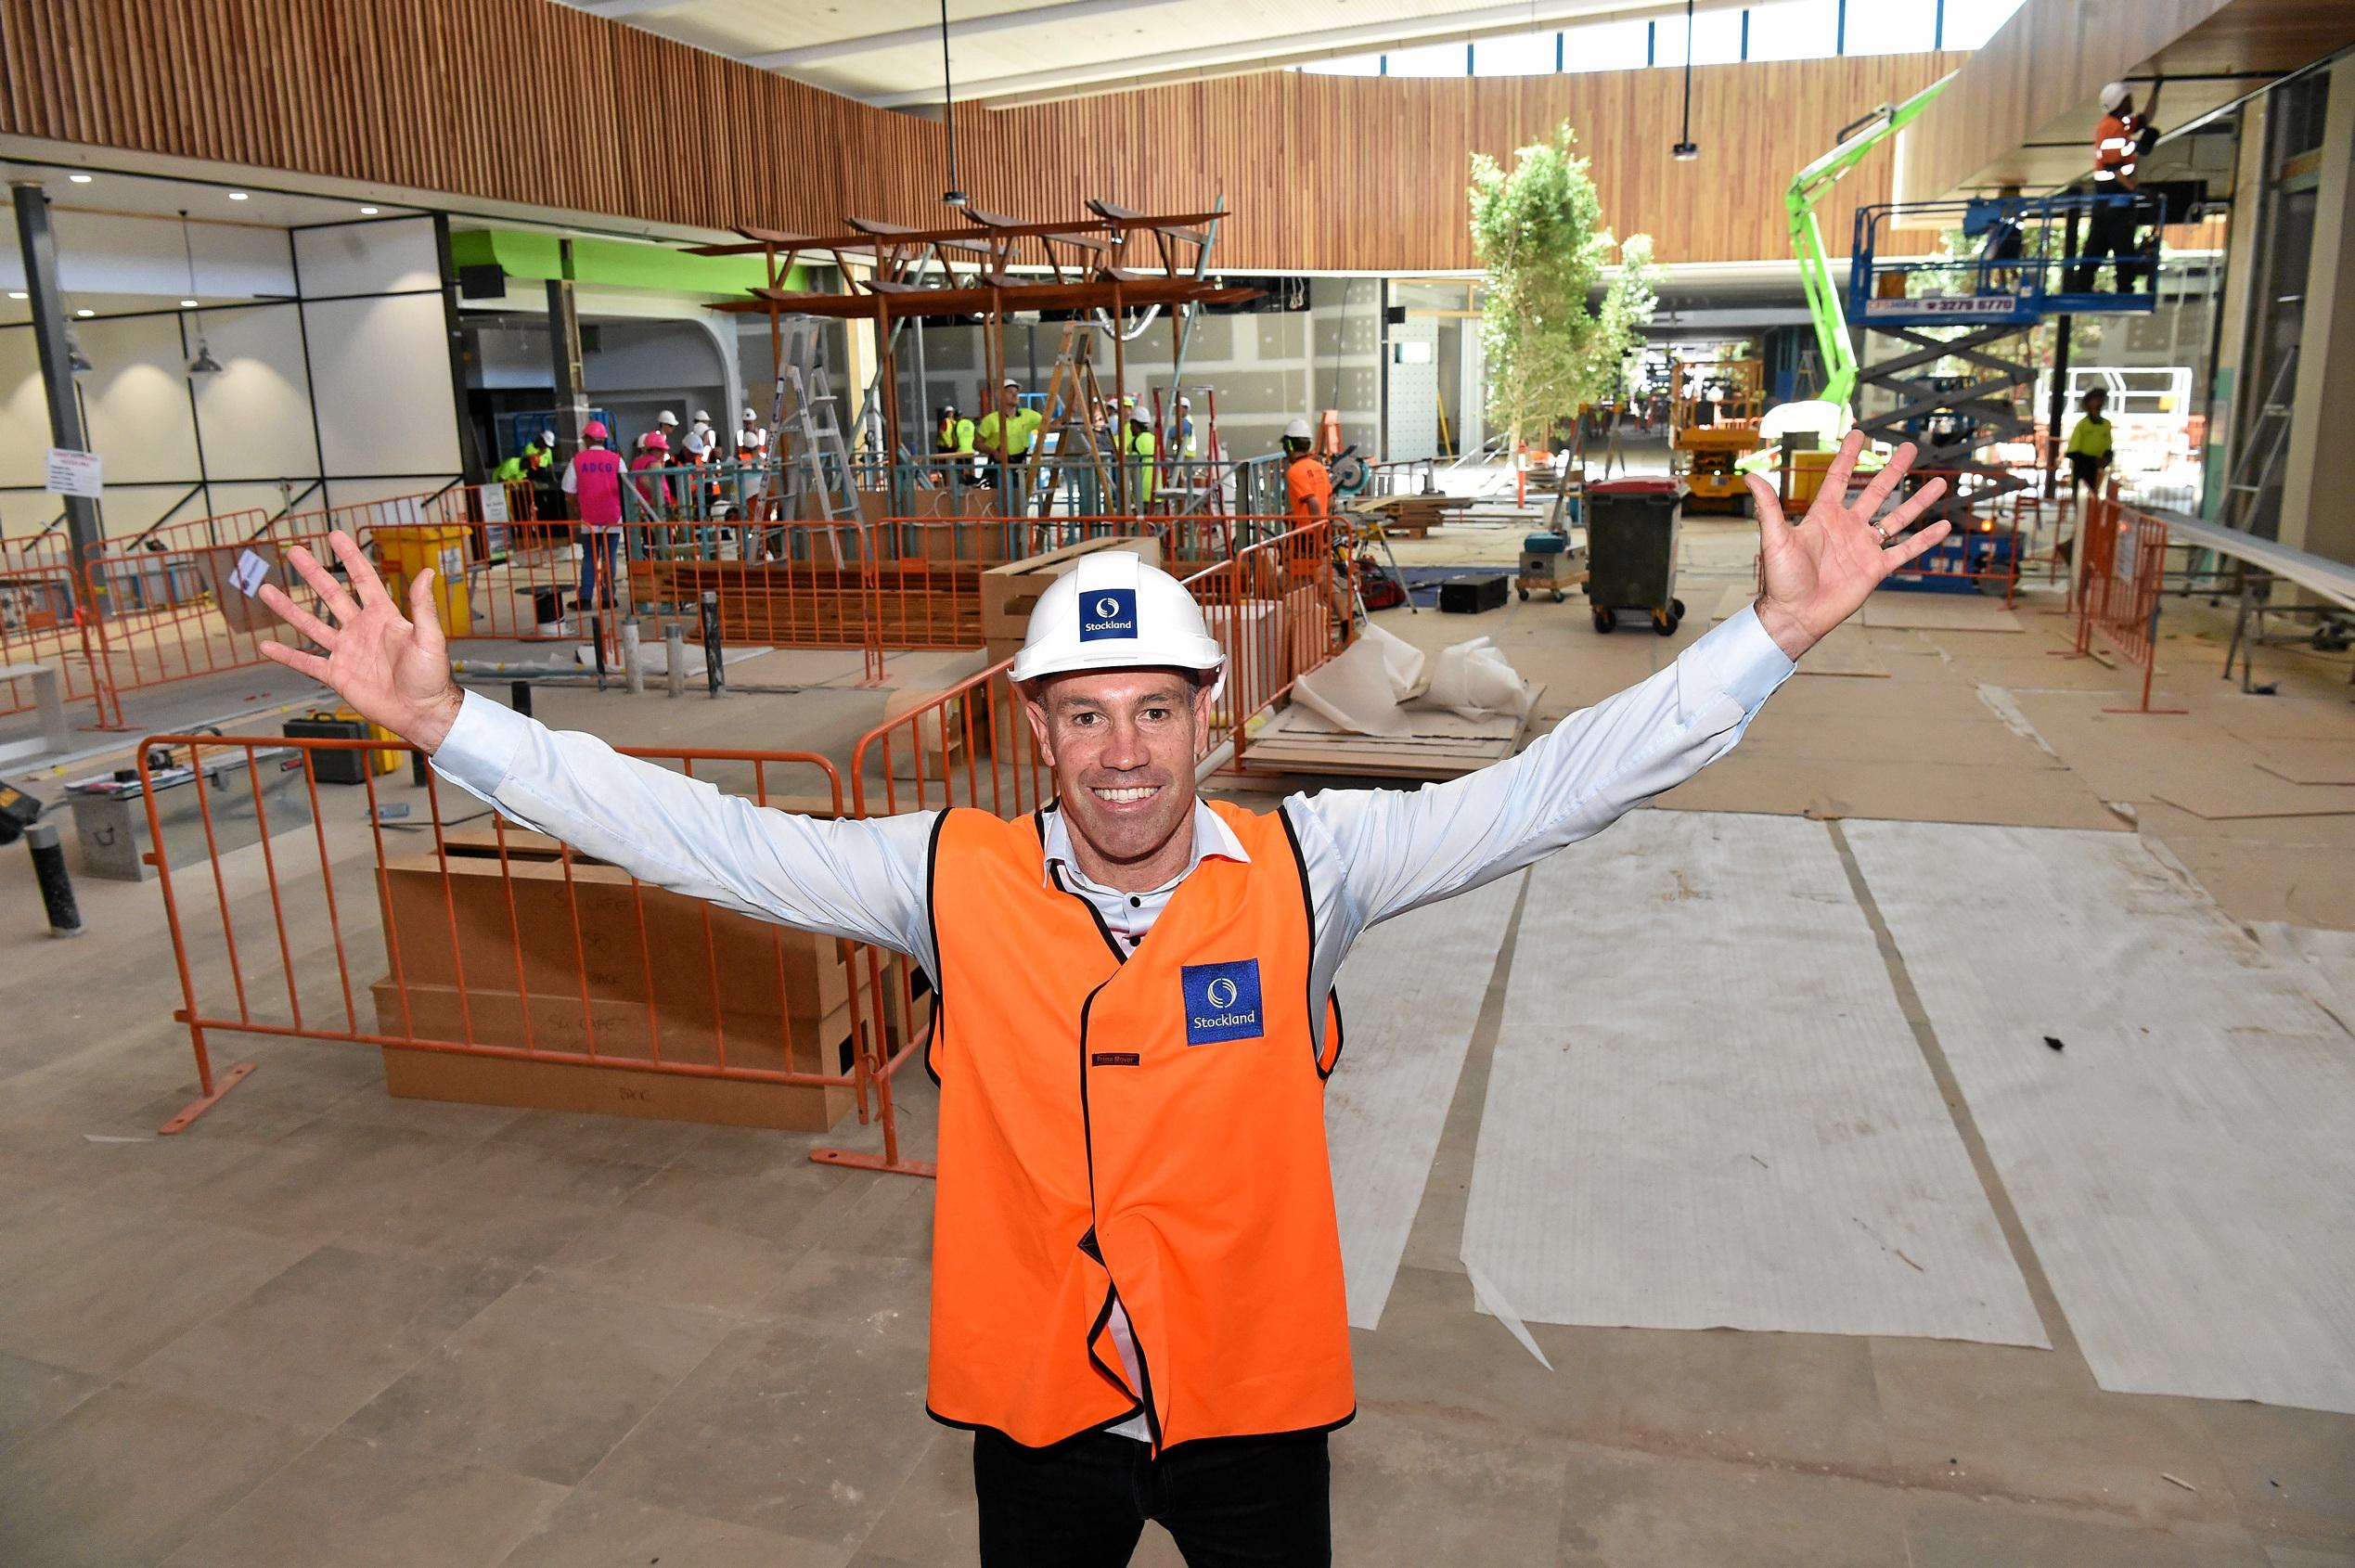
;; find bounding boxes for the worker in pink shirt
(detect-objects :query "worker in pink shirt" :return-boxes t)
[561,419,626,612]
[629,428,674,521]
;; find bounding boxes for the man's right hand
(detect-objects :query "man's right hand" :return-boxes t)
[254,530,467,753]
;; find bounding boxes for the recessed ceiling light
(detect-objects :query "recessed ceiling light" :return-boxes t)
[6,290,25,301]
[227,191,249,201]
[68,173,93,184]
[75,307,95,317]
[180,298,199,308]
[359,205,380,215]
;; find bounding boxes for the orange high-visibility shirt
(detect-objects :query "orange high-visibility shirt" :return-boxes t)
[1286,454,1332,522]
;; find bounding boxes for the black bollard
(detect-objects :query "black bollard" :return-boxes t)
[26,821,80,937]
[699,590,724,698]
[511,679,533,719]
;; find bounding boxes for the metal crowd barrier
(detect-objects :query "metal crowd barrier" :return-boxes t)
[138,730,933,1176]
[2066,488,2181,714]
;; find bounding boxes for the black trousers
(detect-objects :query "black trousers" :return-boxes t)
[2067,198,2150,293]
[972,1427,1331,1568]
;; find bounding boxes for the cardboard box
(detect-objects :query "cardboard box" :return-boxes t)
[980,534,1164,643]
[375,852,850,1027]
[375,1008,859,1132]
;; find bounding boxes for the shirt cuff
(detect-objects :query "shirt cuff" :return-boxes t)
[1682,603,1795,715]
[430,688,530,796]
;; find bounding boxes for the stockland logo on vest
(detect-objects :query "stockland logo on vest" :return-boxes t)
[1180,959,1263,1045]
[1079,588,1138,641]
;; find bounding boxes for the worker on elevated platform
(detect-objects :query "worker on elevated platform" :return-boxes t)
[251,431,1950,1568]
[2070,82,2158,294]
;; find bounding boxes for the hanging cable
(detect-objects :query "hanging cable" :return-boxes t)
[1672,0,1699,161]
[939,0,966,206]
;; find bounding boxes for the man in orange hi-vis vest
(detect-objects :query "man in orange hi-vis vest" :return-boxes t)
[251,432,1949,1566]
[2069,80,2158,294]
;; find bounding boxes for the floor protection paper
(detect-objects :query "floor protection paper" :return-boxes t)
[1461,810,2047,1346]
[1845,819,2355,1413]
[1326,870,1527,1330]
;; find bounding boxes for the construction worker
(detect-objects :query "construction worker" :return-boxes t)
[684,410,716,467]
[1122,406,1158,510]
[975,379,1043,496]
[561,419,626,612]
[735,407,768,464]
[935,402,975,457]
[656,409,680,447]
[628,429,673,519]
[1174,395,1197,458]
[524,428,561,526]
[2069,81,2157,294]
[1282,417,1331,523]
[252,431,1950,1568]
[2064,387,2115,510]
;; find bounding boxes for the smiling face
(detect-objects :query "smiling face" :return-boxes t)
[1024,666,1214,889]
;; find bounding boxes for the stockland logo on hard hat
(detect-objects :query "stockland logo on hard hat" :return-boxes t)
[1079,588,1138,641]
[1180,959,1263,1045]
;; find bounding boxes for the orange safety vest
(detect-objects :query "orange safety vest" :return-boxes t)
[923,802,1351,1454]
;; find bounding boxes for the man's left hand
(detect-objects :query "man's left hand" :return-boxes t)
[1747,431,1952,661]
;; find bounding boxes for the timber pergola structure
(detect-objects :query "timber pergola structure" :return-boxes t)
[688,201,1259,484]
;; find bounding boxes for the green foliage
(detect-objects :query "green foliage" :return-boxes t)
[1470,122,1658,447]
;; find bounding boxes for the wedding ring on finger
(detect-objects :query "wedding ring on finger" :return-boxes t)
[1871,522,1890,546]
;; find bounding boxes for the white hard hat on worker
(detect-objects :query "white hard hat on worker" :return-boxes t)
[1011,550,1225,703]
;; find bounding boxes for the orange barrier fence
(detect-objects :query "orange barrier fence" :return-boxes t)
[1180,521,1352,764]
[0,565,108,724]
[2068,489,2182,715]
[140,730,933,1175]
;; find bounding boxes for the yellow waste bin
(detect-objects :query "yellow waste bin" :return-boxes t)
[372,525,472,637]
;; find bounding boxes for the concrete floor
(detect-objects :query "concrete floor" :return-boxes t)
[1,517,2350,1566]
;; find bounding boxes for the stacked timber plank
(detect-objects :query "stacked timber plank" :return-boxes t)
[1349,493,1473,539]
[1238,687,1545,780]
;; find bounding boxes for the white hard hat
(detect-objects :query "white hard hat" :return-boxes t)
[541,429,557,444]
[657,409,679,427]
[1178,396,1190,407]
[742,407,757,421]
[693,409,712,422]
[1010,549,1225,700]
[2100,81,2131,110]
[1283,417,1313,441]
[1001,379,1020,390]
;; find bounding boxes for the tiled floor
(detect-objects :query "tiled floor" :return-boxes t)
[1,545,2349,1565]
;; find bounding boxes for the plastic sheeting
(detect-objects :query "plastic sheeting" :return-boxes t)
[1461,811,2048,1346]
[1846,820,2355,1413]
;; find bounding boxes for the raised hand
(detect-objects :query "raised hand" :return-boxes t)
[1745,431,1952,661]
[254,530,467,752]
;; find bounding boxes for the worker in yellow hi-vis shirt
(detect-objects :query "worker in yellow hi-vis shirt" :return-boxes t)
[975,379,1044,501]
[2064,387,2114,510]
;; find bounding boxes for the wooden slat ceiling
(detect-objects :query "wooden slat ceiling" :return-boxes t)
[0,0,1954,271]
[1903,0,2355,199]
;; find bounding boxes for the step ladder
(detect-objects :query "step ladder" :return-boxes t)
[771,317,863,565]
[1028,321,1117,521]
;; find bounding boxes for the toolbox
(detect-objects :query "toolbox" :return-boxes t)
[282,708,401,784]
[1436,573,1510,614]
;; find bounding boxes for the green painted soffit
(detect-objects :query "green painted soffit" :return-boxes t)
[450,229,805,297]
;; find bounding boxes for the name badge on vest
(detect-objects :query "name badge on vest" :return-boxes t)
[1181,959,1263,1045]
[1079,589,1137,641]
